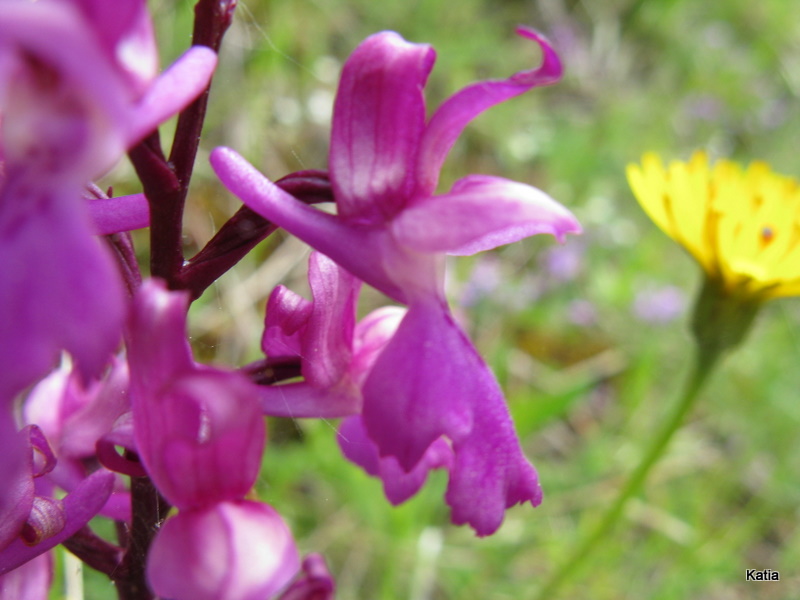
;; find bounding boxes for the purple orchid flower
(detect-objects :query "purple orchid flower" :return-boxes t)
[212,28,579,534]
[338,416,453,505]
[261,253,531,534]
[260,253,451,505]
[0,0,216,399]
[211,29,576,307]
[23,358,131,521]
[126,280,300,597]
[126,279,267,510]
[0,417,114,574]
[260,252,405,418]
[147,500,299,600]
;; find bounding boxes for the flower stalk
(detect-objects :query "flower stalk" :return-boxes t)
[533,344,716,598]
[129,0,237,287]
[533,272,761,598]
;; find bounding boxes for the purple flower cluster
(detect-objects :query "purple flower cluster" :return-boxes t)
[0,1,579,597]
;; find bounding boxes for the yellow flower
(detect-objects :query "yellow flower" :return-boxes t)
[627,151,800,301]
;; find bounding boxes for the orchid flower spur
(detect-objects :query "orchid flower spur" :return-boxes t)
[212,28,580,534]
[126,280,299,599]
[0,0,216,398]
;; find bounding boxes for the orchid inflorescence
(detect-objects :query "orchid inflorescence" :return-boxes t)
[0,1,580,598]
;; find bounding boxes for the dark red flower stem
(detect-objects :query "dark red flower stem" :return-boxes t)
[113,474,172,600]
[61,527,124,578]
[179,170,334,299]
[128,0,237,288]
[170,0,238,185]
[128,133,179,284]
[105,231,143,297]
[241,356,304,385]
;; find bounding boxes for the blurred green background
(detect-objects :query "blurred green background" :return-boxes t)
[75,0,800,598]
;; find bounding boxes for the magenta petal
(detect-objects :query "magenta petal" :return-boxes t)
[0,416,33,553]
[127,281,265,508]
[259,253,361,418]
[96,411,146,478]
[259,255,395,420]
[55,359,129,459]
[147,501,299,600]
[71,0,159,92]
[392,175,581,255]
[127,46,218,145]
[262,285,313,359]
[445,394,542,536]
[350,306,407,383]
[21,365,74,447]
[361,302,476,470]
[0,470,114,576]
[276,553,335,600]
[338,416,452,505]
[356,298,542,534]
[0,552,51,600]
[299,253,359,388]
[330,31,435,222]
[0,2,132,138]
[0,190,123,398]
[415,28,562,195]
[210,147,407,302]
[87,193,149,234]
[134,371,265,509]
[24,357,130,460]
[126,279,194,390]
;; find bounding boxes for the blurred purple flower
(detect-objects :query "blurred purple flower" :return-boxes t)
[460,255,503,307]
[567,298,598,327]
[0,552,51,600]
[276,554,335,600]
[0,400,114,575]
[542,240,584,282]
[633,285,687,324]
[23,359,131,521]
[681,93,724,123]
[147,501,299,600]
[0,0,217,399]
[0,449,113,578]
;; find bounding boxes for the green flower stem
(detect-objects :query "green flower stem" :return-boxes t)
[533,273,764,598]
[532,344,721,599]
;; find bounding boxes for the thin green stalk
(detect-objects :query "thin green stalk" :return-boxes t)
[532,345,721,599]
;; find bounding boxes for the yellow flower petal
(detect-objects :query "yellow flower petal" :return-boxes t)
[627,152,800,301]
